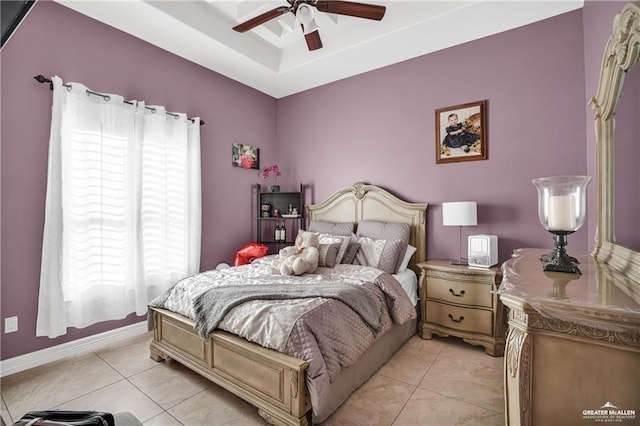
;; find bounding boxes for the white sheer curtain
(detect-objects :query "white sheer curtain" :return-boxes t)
[37,76,201,338]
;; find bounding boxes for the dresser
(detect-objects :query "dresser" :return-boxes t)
[499,249,640,425]
[417,260,505,356]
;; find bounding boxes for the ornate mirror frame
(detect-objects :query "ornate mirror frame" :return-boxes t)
[590,3,640,284]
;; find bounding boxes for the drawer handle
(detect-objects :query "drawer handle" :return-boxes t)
[448,313,465,323]
[449,288,466,297]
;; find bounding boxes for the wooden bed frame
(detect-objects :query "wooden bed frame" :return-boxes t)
[149,183,428,425]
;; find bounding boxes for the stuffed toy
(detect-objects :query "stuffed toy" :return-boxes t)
[276,232,320,276]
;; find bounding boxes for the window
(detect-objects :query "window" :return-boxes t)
[37,77,201,338]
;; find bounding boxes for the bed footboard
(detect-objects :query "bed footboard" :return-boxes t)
[149,307,311,426]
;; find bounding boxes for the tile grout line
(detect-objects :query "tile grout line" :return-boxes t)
[4,351,126,421]
[143,408,185,426]
[409,347,506,417]
[1,393,14,425]
[389,383,418,425]
[92,345,176,424]
[389,346,443,425]
[90,338,202,424]
[52,352,127,412]
[120,359,212,423]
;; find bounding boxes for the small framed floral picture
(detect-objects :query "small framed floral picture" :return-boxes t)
[435,100,487,164]
[232,143,260,169]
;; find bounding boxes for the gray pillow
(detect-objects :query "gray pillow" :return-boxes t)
[356,220,410,273]
[341,242,361,264]
[297,229,350,264]
[317,234,350,264]
[318,243,341,268]
[308,221,354,236]
[376,239,405,274]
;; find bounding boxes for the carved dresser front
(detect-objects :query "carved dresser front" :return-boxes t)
[499,248,640,425]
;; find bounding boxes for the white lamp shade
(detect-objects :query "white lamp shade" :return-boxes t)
[442,201,477,226]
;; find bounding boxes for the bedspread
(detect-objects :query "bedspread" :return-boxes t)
[148,256,416,417]
[193,282,386,338]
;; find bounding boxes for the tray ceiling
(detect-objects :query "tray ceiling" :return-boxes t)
[53,1,584,98]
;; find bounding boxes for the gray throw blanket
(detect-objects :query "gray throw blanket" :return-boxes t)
[193,282,384,338]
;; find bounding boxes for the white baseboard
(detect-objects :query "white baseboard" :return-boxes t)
[0,321,149,377]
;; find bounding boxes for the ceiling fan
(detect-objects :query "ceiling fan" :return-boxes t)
[232,0,386,51]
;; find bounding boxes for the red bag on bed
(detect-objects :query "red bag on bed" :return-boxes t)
[233,242,268,266]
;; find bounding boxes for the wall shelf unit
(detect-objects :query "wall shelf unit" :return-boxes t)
[256,183,305,251]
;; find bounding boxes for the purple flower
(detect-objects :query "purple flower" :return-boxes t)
[262,164,281,179]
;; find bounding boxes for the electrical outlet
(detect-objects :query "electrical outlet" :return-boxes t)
[5,316,18,333]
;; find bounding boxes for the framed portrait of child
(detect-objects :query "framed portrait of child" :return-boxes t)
[435,100,487,164]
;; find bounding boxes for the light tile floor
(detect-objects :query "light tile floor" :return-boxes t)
[1,332,505,425]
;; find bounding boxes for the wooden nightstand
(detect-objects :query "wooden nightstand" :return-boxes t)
[417,260,505,356]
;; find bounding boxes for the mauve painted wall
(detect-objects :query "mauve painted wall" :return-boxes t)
[1,2,277,359]
[277,9,590,263]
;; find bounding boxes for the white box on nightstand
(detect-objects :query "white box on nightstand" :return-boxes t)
[468,234,498,268]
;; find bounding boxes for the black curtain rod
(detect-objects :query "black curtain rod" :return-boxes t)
[34,75,205,126]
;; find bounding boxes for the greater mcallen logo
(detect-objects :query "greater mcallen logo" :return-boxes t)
[583,402,636,422]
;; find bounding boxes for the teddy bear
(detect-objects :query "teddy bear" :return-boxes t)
[276,231,320,276]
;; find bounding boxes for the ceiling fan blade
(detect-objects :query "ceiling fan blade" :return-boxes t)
[314,1,386,21]
[233,6,291,32]
[304,28,323,51]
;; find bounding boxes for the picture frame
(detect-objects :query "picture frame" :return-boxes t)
[232,143,260,170]
[435,100,487,164]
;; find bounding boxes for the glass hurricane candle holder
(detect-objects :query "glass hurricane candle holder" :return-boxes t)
[532,175,591,274]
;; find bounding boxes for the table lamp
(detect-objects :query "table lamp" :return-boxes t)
[443,201,477,265]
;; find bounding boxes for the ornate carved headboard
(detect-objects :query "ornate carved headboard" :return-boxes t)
[306,182,428,272]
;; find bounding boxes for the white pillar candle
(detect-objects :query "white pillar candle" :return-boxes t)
[548,195,576,230]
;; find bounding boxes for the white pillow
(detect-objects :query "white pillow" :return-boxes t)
[397,245,417,272]
[355,236,387,268]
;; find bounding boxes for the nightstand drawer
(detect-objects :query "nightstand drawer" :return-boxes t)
[426,277,492,308]
[425,301,493,335]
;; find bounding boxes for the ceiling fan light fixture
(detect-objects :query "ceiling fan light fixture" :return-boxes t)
[296,3,315,25]
[232,0,386,51]
[302,18,319,35]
